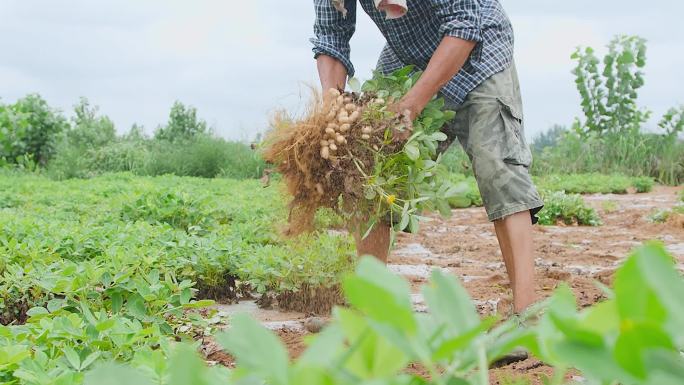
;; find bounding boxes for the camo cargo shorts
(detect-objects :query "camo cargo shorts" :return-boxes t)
[439,63,544,224]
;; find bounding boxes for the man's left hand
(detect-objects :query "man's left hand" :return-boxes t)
[389,95,425,141]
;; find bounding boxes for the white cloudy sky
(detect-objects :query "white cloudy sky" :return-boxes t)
[1,0,682,142]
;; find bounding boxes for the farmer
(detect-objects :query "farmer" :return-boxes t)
[311,0,543,315]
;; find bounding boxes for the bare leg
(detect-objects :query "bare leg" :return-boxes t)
[354,223,391,264]
[493,211,537,313]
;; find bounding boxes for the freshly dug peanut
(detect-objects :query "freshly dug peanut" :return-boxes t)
[321,146,330,159]
[327,122,339,129]
[328,88,341,98]
[339,123,351,132]
[345,103,356,111]
[361,126,372,134]
[349,110,360,122]
[361,134,370,140]
[320,139,328,147]
[338,116,350,124]
[336,95,344,104]
[329,143,338,151]
[335,135,345,144]
[344,96,353,103]
[325,127,336,135]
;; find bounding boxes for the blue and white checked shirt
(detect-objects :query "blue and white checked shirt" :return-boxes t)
[311,0,515,106]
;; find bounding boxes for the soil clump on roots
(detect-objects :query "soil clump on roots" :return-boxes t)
[262,88,405,236]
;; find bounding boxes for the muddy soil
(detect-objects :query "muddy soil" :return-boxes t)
[204,186,684,384]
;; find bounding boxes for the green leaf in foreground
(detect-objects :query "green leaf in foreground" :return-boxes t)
[216,313,290,385]
[343,257,417,334]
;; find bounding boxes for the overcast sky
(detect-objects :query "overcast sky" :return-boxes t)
[1,0,682,142]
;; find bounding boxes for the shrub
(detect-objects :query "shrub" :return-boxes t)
[48,135,265,180]
[532,130,684,185]
[144,136,264,179]
[154,101,209,142]
[66,98,116,149]
[532,124,567,153]
[632,176,654,193]
[0,94,68,165]
[537,190,602,226]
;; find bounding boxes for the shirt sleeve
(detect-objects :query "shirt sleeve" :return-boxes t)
[429,0,482,43]
[310,0,357,77]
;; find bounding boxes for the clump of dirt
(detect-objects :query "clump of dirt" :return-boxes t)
[666,212,684,230]
[275,283,344,315]
[195,274,239,303]
[262,89,406,236]
[204,329,309,367]
[0,298,31,325]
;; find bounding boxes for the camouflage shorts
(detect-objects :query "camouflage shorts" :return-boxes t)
[439,63,544,223]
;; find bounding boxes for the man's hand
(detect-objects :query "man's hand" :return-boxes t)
[388,98,420,141]
[389,36,477,141]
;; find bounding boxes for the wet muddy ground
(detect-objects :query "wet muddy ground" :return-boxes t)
[204,186,684,384]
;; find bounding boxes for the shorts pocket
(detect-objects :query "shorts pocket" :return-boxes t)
[497,97,532,167]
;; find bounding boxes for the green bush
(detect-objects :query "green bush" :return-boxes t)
[531,124,567,153]
[632,176,655,193]
[0,94,68,165]
[88,139,151,174]
[154,101,209,142]
[648,205,684,223]
[538,190,602,226]
[48,136,265,180]
[144,136,264,179]
[65,98,116,149]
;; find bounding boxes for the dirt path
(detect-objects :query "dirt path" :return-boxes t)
[205,186,684,384]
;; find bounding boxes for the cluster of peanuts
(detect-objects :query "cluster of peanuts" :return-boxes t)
[320,88,374,160]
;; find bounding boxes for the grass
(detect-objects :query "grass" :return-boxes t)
[47,136,265,180]
[532,131,684,185]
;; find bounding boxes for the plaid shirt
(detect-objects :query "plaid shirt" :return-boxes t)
[311,0,515,105]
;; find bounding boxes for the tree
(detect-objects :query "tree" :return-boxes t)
[154,101,209,141]
[125,123,147,141]
[0,94,68,165]
[572,35,650,136]
[532,124,567,153]
[66,97,116,149]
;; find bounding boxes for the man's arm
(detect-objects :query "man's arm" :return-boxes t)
[396,36,476,120]
[395,0,482,123]
[317,54,348,91]
[311,0,357,92]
